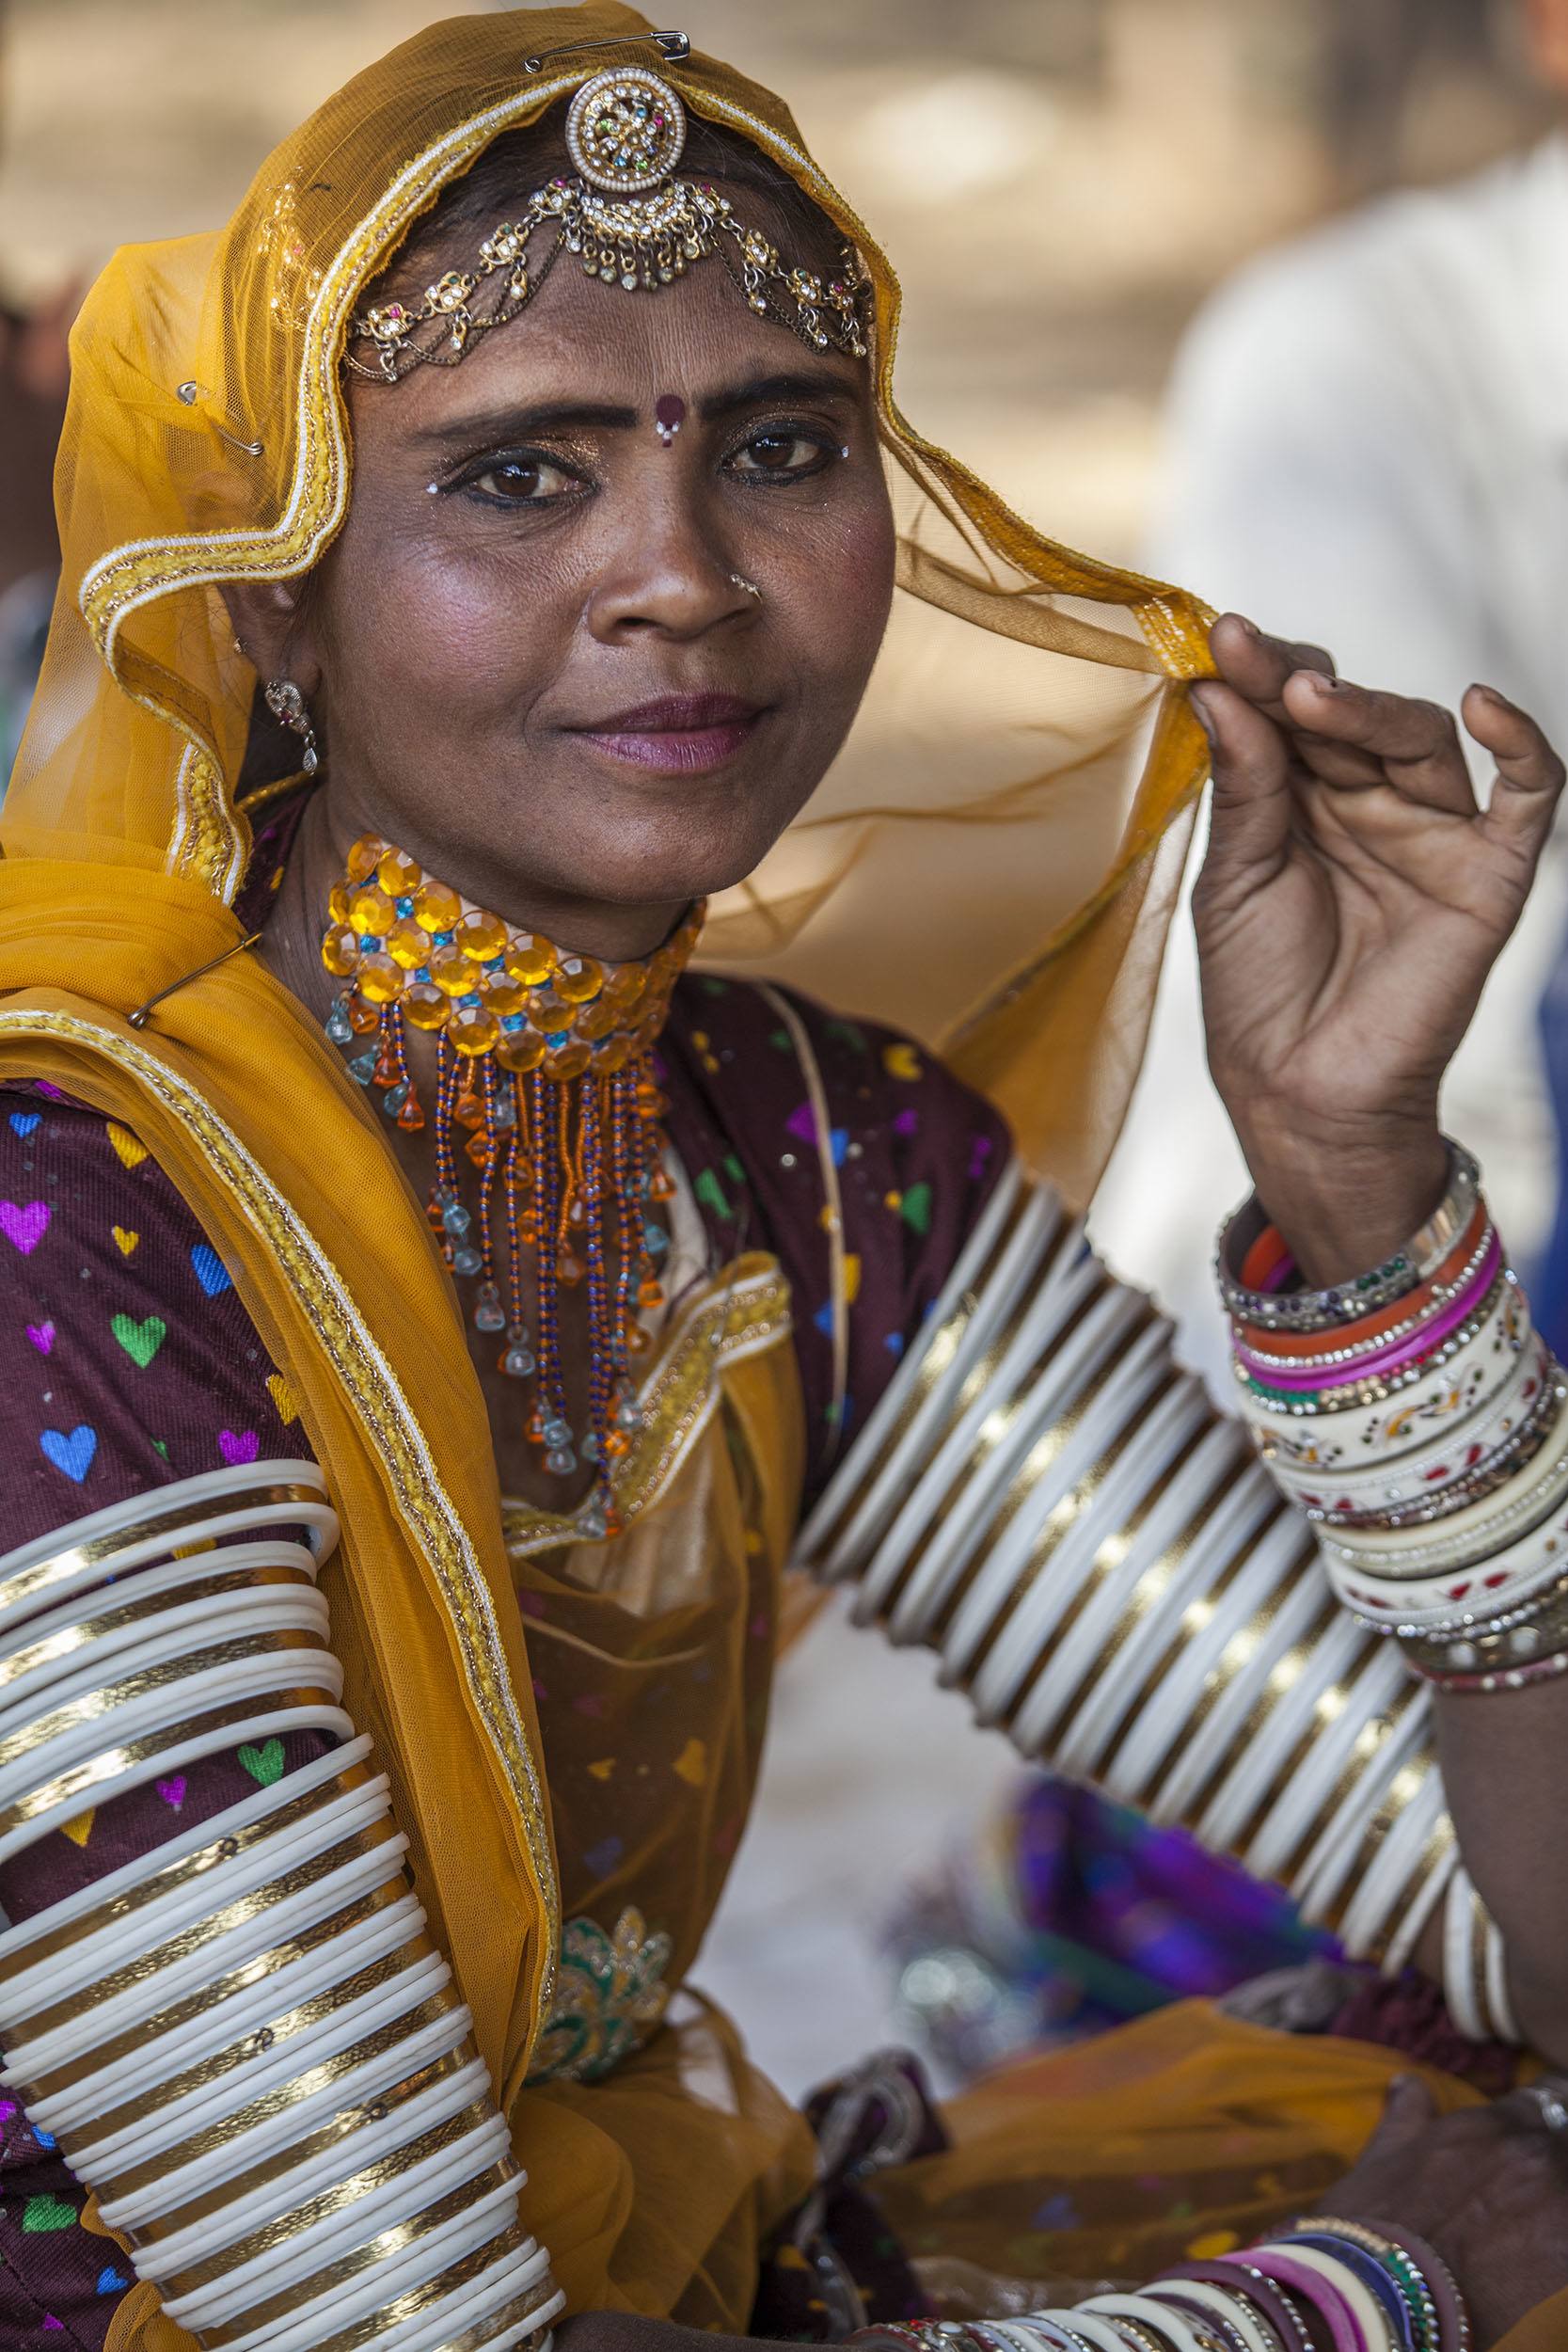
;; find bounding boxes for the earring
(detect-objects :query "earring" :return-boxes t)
[264,677,321,775]
[729,572,763,603]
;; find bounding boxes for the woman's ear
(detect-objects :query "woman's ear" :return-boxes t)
[220,578,322,695]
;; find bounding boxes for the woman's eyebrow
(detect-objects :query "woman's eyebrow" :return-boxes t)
[410,370,860,451]
[412,397,640,447]
[695,368,861,421]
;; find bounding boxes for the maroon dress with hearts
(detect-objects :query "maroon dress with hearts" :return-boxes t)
[0,923,1013,2345]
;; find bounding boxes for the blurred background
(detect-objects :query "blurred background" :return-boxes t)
[0,0,1551,561]
[4,0,1562,2096]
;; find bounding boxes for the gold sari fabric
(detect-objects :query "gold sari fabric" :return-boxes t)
[15,8,1558,2350]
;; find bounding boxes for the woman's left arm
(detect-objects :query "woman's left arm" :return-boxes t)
[1193,612,1568,2059]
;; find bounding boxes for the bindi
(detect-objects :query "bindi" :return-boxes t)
[654,393,687,450]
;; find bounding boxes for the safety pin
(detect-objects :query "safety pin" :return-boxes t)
[175,381,263,459]
[523,27,690,72]
[129,933,263,1031]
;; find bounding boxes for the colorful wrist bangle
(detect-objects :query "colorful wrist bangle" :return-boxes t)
[1233,1207,1490,1363]
[1161,2264,1311,2352]
[1219,1146,1481,1334]
[1236,1243,1502,1395]
[1223,2249,1359,2352]
[1416,1646,1568,1694]
[1148,2283,1280,2352]
[1289,2221,1463,2352]
[1037,2316,1129,2352]
[1327,1363,1568,1569]
[1267,2239,1406,2350]
[1080,2296,1212,2352]
[1241,1270,1525,1422]
[1282,2238,1413,2350]
[1262,1336,1551,1514]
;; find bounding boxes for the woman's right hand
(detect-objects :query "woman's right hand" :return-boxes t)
[1316,2075,1568,2346]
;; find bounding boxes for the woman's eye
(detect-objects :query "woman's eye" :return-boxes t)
[731,428,834,479]
[465,454,579,503]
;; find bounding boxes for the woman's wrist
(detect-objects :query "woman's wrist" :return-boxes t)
[1231,1110,1449,1289]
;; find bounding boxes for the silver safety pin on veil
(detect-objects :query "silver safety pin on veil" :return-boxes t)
[175,381,263,459]
[522,27,690,72]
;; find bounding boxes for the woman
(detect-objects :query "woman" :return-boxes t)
[2,8,1568,2348]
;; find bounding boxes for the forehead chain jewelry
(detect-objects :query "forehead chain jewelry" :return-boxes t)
[347,63,869,381]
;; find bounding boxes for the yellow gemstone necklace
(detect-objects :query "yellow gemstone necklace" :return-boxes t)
[322,834,703,1532]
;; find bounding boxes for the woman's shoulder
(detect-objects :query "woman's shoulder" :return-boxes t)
[0,1078,300,1542]
[662,975,1014,1490]
[666,970,1012,1175]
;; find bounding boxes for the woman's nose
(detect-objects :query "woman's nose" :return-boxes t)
[583,488,757,643]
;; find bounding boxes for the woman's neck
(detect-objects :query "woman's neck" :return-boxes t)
[257,785,689,1018]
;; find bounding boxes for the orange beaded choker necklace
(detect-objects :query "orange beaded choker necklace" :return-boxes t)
[321,833,703,1533]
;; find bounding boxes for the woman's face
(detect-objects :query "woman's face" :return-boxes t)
[281,179,896,954]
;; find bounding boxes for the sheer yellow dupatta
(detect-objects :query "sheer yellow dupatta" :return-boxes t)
[0,8,1216,2340]
[0,875,566,2345]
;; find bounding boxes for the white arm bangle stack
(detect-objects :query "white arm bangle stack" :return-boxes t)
[0,1462,562,2352]
[797,1154,1522,2041]
[1217,1142,1568,2042]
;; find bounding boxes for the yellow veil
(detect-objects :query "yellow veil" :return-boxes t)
[0,8,1214,2342]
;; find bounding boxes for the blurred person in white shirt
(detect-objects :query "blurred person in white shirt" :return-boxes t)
[1093,0,1568,1371]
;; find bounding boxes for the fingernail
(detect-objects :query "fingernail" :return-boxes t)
[1469,681,1504,704]
[1230,613,1259,638]
[1189,685,1220,746]
[1301,670,1343,692]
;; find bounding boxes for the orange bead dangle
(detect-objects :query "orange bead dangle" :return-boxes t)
[322,834,701,1533]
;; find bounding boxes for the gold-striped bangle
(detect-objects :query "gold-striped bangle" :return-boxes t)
[288,2233,553,2352]
[0,1633,335,1774]
[135,2043,482,2245]
[1179,1590,1340,1834]
[190,2155,520,2341]
[1313,1755,1436,1942]
[85,1994,470,2200]
[929,1305,1166,1664]
[1005,1399,1218,1750]
[0,1565,320,1698]
[8,1820,404,2043]
[963,1361,1186,1692]
[159,2095,502,2296]
[860,1213,1086,1620]
[414,2281,560,2352]
[879,1266,1114,1630]
[51,1934,439,2146]
[0,1685,345,1845]
[18,1879,417,2104]
[1272,1677,1425,1891]
[0,1481,326,1626]
[806,1181,1042,1556]
[0,1754,380,1988]
[1103,1493,1309,1812]
[1362,1808,1458,1967]
[1220,1615,1384,1862]
[1038,1436,1261,1760]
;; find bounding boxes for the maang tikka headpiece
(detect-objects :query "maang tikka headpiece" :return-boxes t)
[347,60,870,379]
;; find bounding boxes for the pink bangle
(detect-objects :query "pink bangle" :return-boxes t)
[1414,1646,1568,1694]
[1219,2249,1363,2352]
[1236,1243,1500,1394]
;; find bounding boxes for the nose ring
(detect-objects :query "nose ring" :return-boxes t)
[730,572,763,602]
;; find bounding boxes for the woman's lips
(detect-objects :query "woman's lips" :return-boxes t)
[574,693,767,774]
